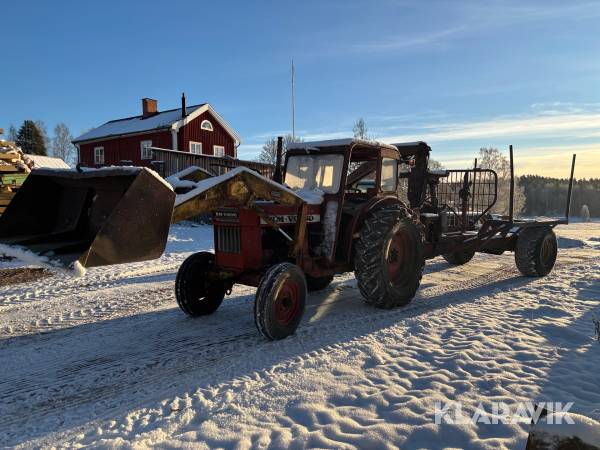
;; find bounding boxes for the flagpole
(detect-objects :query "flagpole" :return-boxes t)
[291,60,295,141]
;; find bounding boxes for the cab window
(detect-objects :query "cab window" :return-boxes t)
[380,158,397,192]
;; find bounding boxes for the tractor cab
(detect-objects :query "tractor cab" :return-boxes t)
[284,138,403,266]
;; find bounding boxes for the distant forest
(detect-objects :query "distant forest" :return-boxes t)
[519,176,600,218]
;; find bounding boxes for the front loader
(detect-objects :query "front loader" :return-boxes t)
[0,139,577,340]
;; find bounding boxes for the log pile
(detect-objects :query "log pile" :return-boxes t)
[0,140,35,174]
[0,140,33,215]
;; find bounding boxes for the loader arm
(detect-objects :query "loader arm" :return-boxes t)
[172,167,305,223]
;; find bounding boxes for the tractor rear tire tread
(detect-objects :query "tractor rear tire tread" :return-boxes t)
[355,206,425,309]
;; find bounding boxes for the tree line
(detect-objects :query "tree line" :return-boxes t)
[4,120,77,166]
[519,175,599,218]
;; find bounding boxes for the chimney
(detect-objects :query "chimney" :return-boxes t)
[142,98,157,117]
[181,92,186,118]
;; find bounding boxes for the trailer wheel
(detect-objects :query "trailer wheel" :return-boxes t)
[175,252,225,316]
[442,251,475,265]
[515,227,558,277]
[255,263,307,340]
[355,207,424,308]
[305,275,333,292]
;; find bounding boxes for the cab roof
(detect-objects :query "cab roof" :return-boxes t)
[286,138,398,153]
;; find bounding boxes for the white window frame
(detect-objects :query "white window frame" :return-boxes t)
[200,120,213,131]
[140,140,153,160]
[94,146,104,165]
[213,145,225,157]
[190,141,203,154]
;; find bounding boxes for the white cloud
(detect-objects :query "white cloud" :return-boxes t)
[379,111,600,143]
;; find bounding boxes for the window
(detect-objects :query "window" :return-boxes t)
[380,158,398,192]
[190,141,203,154]
[140,140,153,160]
[200,120,213,131]
[284,154,344,194]
[94,147,104,165]
[213,145,225,157]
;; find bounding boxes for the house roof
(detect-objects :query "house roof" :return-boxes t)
[72,103,241,146]
[25,154,70,169]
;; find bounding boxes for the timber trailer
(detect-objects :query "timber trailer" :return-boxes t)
[0,139,576,340]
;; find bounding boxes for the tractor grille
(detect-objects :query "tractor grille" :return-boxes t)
[217,226,241,253]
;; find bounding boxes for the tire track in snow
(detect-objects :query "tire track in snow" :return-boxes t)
[2,251,598,445]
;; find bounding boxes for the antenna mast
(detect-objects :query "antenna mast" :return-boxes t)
[291,60,295,140]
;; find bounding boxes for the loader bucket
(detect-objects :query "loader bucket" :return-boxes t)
[0,167,175,269]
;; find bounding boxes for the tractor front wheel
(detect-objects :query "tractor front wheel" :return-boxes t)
[515,227,557,277]
[255,263,307,340]
[355,207,424,309]
[442,250,475,265]
[175,252,225,316]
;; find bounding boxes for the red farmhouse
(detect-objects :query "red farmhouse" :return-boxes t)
[73,95,241,167]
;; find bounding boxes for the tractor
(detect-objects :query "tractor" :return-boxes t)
[0,139,576,340]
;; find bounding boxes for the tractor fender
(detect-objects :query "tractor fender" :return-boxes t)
[341,195,409,262]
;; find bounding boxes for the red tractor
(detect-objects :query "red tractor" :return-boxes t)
[0,139,576,340]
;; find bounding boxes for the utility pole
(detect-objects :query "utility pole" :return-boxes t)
[291,60,295,141]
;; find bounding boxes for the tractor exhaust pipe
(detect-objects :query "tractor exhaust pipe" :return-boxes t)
[273,136,283,183]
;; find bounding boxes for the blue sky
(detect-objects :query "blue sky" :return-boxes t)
[2,0,600,177]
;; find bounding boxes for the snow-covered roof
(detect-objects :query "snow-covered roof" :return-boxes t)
[72,103,241,146]
[25,154,70,169]
[287,138,398,152]
[392,141,429,148]
[73,105,205,143]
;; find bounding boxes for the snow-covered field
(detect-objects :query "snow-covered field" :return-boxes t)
[1,223,599,449]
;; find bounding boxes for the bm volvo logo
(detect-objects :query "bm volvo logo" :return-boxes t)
[260,214,320,224]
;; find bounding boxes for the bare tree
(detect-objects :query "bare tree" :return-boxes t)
[352,118,369,139]
[258,134,303,165]
[478,147,525,216]
[429,159,444,170]
[6,124,17,141]
[52,123,75,165]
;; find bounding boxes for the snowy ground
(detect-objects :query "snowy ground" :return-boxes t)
[1,222,599,449]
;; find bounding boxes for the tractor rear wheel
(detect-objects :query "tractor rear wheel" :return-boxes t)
[515,226,558,277]
[442,250,475,265]
[175,252,225,316]
[255,263,307,340]
[306,275,333,292]
[355,207,424,309]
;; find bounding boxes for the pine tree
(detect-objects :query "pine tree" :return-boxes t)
[16,120,47,155]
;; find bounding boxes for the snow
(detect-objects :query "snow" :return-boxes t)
[287,138,399,152]
[72,104,206,142]
[0,222,599,449]
[24,154,70,169]
[0,243,86,277]
[533,412,600,447]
